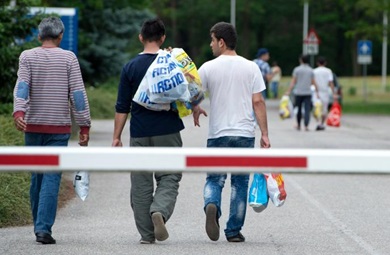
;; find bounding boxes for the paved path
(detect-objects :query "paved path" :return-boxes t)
[1,98,389,255]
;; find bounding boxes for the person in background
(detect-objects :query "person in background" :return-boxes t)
[112,18,206,244]
[194,21,271,243]
[13,17,91,245]
[285,54,319,131]
[270,61,282,99]
[313,56,336,131]
[253,48,273,99]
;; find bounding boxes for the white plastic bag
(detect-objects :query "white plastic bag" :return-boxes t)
[133,50,190,110]
[73,171,89,201]
[248,173,269,213]
[264,173,286,207]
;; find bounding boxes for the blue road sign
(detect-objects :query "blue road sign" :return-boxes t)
[29,7,79,56]
[358,40,372,55]
[357,40,372,64]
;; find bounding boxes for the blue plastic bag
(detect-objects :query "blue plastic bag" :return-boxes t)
[248,173,269,213]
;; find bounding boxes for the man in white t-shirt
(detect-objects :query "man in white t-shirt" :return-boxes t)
[313,56,335,130]
[193,21,271,243]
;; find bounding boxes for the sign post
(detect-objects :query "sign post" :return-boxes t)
[357,40,372,102]
[303,28,320,67]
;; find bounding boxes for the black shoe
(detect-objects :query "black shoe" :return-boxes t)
[205,203,220,241]
[36,233,56,244]
[227,232,245,242]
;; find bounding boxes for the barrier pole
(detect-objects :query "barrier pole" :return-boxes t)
[0,147,389,174]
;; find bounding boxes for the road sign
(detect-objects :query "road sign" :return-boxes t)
[29,7,79,56]
[303,28,320,55]
[357,40,372,64]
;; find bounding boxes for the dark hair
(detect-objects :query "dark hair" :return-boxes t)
[317,56,326,65]
[141,18,165,42]
[300,54,310,64]
[210,22,237,50]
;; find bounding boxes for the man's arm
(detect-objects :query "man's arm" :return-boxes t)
[285,76,297,95]
[253,92,270,148]
[112,112,128,147]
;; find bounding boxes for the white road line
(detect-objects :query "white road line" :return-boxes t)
[288,178,380,255]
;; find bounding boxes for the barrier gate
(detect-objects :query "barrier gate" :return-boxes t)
[0,147,389,173]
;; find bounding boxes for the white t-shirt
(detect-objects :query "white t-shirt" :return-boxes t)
[314,66,333,94]
[198,55,265,139]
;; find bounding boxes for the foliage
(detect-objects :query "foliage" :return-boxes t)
[86,78,118,119]
[77,7,154,86]
[0,0,46,104]
[40,0,154,86]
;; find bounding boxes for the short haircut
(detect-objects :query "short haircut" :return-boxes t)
[317,56,327,65]
[210,22,237,50]
[38,17,64,40]
[140,18,165,42]
[300,54,310,64]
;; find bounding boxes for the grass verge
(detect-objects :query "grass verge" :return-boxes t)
[0,115,75,228]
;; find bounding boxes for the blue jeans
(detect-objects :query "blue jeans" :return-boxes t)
[271,81,279,98]
[25,132,70,235]
[295,95,312,128]
[204,136,255,238]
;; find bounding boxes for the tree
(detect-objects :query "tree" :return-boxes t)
[0,0,45,104]
[40,0,154,86]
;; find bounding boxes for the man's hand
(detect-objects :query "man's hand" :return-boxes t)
[112,139,123,147]
[192,105,207,127]
[14,116,26,132]
[260,135,271,148]
[79,133,89,146]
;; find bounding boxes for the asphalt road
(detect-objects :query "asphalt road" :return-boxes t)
[1,98,389,255]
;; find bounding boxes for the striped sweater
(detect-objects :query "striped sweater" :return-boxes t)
[13,46,91,134]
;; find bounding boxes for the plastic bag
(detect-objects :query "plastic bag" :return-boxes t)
[312,97,322,121]
[279,95,293,120]
[248,173,268,213]
[264,173,286,207]
[133,50,189,111]
[171,48,204,107]
[326,100,341,127]
[73,171,89,201]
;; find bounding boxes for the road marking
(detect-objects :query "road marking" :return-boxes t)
[288,178,380,255]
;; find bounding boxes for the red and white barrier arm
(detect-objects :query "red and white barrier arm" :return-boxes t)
[0,147,389,173]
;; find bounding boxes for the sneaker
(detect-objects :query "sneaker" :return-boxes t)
[140,239,155,244]
[227,232,245,242]
[205,203,219,241]
[151,212,169,241]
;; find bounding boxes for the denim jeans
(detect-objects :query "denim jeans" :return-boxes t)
[25,132,70,235]
[204,136,255,238]
[271,81,279,98]
[295,95,312,128]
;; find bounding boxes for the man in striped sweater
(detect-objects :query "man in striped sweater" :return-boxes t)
[13,17,91,244]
